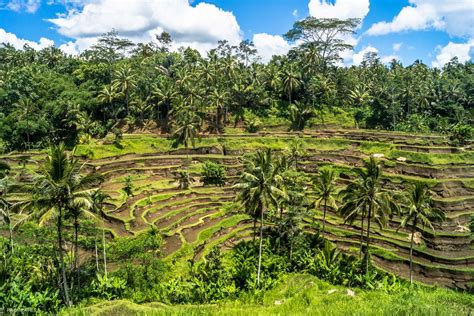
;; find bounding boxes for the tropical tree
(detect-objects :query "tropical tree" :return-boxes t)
[90,189,111,277]
[97,85,118,121]
[313,167,338,237]
[0,176,14,254]
[113,66,137,116]
[171,110,200,151]
[281,65,301,105]
[22,143,96,306]
[234,149,287,284]
[13,98,35,149]
[175,170,193,190]
[286,137,306,170]
[339,157,397,273]
[399,183,445,284]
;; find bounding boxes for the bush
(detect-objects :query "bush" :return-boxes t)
[450,123,473,146]
[201,161,226,186]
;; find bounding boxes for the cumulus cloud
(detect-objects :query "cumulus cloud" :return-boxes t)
[349,45,399,66]
[3,0,41,13]
[351,46,378,65]
[432,39,474,68]
[253,33,292,63]
[308,0,370,20]
[366,0,474,37]
[0,27,54,49]
[393,42,402,52]
[48,0,242,55]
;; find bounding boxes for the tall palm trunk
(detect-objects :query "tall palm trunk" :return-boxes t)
[74,215,79,271]
[252,216,257,243]
[94,233,99,272]
[125,89,130,116]
[26,114,30,150]
[365,203,372,274]
[257,206,264,285]
[359,213,365,259]
[7,209,13,255]
[322,199,327,237]
[57,205,71,306]
[102,227,108,277]
[409,217,417,284]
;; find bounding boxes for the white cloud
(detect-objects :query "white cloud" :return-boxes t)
[308,0,370,20]
[48,0,242,55]
[393,42,402,52]
[292,9,298,18]
[351,46,378,65]
[0,28,54,50]
[349,45,399,66]
[4,0,41,13]
[366,0,474,37]
[253,33,292,63]
[432,39,474,68]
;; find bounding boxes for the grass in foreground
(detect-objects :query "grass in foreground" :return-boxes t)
[63,274,473,316]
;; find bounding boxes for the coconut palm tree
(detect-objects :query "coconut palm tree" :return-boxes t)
[313,167,338,237]
[171,110,200,152]
[281,65,301,105]
[97,85,118,121]
[399,183,445,284]
[14,98,35,149]
[0,176,14,254]
[339,157,397,273]
[234,149,287,284]
[152,80,177,121]
[90,189,111,277]
[22,143,96,306]
[113,66,137,116]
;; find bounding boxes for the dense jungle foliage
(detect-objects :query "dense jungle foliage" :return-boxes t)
[0,18,472,151]
[0,17,473,315]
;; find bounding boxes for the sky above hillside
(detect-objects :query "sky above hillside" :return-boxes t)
[0,0,473,67]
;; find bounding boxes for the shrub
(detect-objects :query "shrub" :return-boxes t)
[450,123,473,146]
[201,161,226,186]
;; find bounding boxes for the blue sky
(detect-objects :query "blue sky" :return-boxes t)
[0,0,472,67]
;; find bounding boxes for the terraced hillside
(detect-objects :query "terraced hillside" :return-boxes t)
[3,129,473,289]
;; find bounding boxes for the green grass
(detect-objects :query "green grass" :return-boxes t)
[63,274,473,316]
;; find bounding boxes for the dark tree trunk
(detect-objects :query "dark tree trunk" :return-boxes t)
[257,206,264,285]
[359,214,365,260]
[57,205,71,306]
[409,217,417,284]
[322,199,327,238]
[365,203,372,274]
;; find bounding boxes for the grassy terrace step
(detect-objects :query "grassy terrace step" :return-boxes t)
[325,235,474,276]
[317,222,474,267]
[154,206,223,231]
[162,214,249,269]
[193,221,254,261]
[308,212,473,258]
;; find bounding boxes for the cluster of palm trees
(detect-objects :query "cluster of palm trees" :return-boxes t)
[234,145,445,285]
[2,144,110,306]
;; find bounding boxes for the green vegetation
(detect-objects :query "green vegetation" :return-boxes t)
[0,14,472,315]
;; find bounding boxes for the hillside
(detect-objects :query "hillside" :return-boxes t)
[4,127,473,290]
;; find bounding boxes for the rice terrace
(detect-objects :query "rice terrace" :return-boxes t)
[0,0,473,315]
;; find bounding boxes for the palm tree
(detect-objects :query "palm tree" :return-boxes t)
[339,157,397,273]
[172,111,200,152]
[286,137,306,170]
[0,176,14,254]
[175,170,193,190]
[90,189,111,277]
[399,183,445,284]
[23,144,96,306]
[14,98,35,149]
[113,66,137,116]
[281,65,301,105]
[152,80,177,121]
[97,85,118,121]
[234,149,287,284]
[209,88,229,132]
[313,168,338,237]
